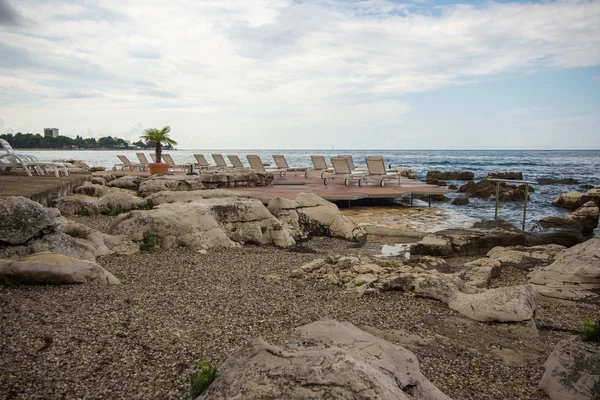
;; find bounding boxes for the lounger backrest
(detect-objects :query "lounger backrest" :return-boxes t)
[228,155,244,168]
[366,156,386,175]
[212,154,227,167]
[0,139,15,153]
[150,154,157,162]
[136,153,149,164]
[117,155,131,166]
[194,154,209,167]
[331,157,352,174]
[311,155,327,170]
[273,155,289,169]
[246,155,265,172]
[162,154,175,166]
[338,155,355,170]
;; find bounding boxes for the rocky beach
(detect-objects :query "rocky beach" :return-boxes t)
[1,167,599,400]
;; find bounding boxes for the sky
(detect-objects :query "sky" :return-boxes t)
[0,0,599,150]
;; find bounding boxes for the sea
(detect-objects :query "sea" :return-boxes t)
[23,149,600,235]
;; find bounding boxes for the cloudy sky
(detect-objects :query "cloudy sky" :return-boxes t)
[0,0,599,149]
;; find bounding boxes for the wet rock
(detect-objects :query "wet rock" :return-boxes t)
[564,201,599,234]
[458,179,518,200]
[553,188,600,210]
[0,252,119,285]
[426,170,474,181]
[199,320,451,400]
[451,197,469,206]
[537,177,580,185]
[539,337,600,400]
[528,238,600,300]
[448,184,458,190]
[0,196,58,245]
[488,171,523,180]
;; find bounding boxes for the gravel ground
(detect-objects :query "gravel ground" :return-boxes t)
[1,234,598,400]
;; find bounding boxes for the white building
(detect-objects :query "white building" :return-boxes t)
[44,128,59,138]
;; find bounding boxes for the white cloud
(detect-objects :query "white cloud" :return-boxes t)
[0,0,599,147]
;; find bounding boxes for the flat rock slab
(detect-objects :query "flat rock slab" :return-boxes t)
[0,252,120,285]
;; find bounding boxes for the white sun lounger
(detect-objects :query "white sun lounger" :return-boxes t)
[246,155,287,178]
[162,154,191,172]
[194,154,217,170]
[309,155,334,178]
[227,155,245,168]
[365,156,401,187]
[113,155,143,171]
[0,139,69,177]
[136,153,150,171]
[212,154,231,169]
[273,155,308,177]
[323,157,367,186]
[338,155,367,171]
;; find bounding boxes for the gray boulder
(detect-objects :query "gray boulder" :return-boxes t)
[198,320,451,400]
[54,194,102,216]
[0,196,58,245]
[565,201,599,234]
[553,189,600,210]
[0,252,119,285]
[98,192,147,212]
[107,175,144,190]
[0,232,97,261]
[539,337,600,400]
[145,189,244,205]
[74,181,111,197]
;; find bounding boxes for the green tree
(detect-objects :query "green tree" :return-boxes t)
[139,126,177,163]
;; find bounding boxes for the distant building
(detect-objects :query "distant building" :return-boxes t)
[44,128,59,138]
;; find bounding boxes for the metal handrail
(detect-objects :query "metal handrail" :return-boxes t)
[487,178,536,230]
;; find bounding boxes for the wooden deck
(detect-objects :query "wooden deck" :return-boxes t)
[0,171,91,206]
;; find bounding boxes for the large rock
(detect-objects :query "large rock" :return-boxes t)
[110,198,296,249]
[565,201,599,234]
[0,252,120,285]
[488,171,523,180]
[528,238,600,300]
[198,168,273,189]
[0,232,97,261]
[461,258,501,288]
[58,220,139,257]
[145,189,244,205]
[294,193,365,242]
[137,175,204,197]
[385,271,537,322]
[74,181,111,197]
[54,194,102,216]
[553,189,600,210]
[98,192,147,212]
[426,170,474,181]
[537,177,579,185]
[106,175,144,190]
[539,337,600,400]
[458,179,529,201]
[198,320,451,400]
[0,196,58,245]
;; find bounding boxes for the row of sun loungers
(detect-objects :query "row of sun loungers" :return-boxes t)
[0,139,70,177]
[114,152,404,187]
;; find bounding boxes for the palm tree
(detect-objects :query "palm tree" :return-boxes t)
[139,126,177,163]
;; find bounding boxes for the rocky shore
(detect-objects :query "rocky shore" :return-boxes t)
[1,170,599,400]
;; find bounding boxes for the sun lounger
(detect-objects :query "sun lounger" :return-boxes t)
[246,155,287,178]
[113,155,143,171]
[309,155,334,178]
[338,155,367,171]
[136,153,150,171]
[194,154,217,170]
[162,154,192,172]
[323,157,367,186]
[273,155,308,177]
[212,154,230,169]
[0,139,68,176]
[149,153,157,162]
[365,156,401,187]
[227,155,245,168]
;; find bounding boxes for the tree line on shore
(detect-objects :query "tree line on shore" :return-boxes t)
[0,132,154,150]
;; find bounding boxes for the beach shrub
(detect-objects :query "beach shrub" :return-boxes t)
[64,227,87,239]
[101,207,122,216]
[260,226,267,234]
[76,208,92,216]
[189,357,217,398]
[581,318,600,342]
[139,231,158,252]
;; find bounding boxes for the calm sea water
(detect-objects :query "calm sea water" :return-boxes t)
[24,149,600,234]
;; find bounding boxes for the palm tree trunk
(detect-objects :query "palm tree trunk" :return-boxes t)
[155,142,162,163]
